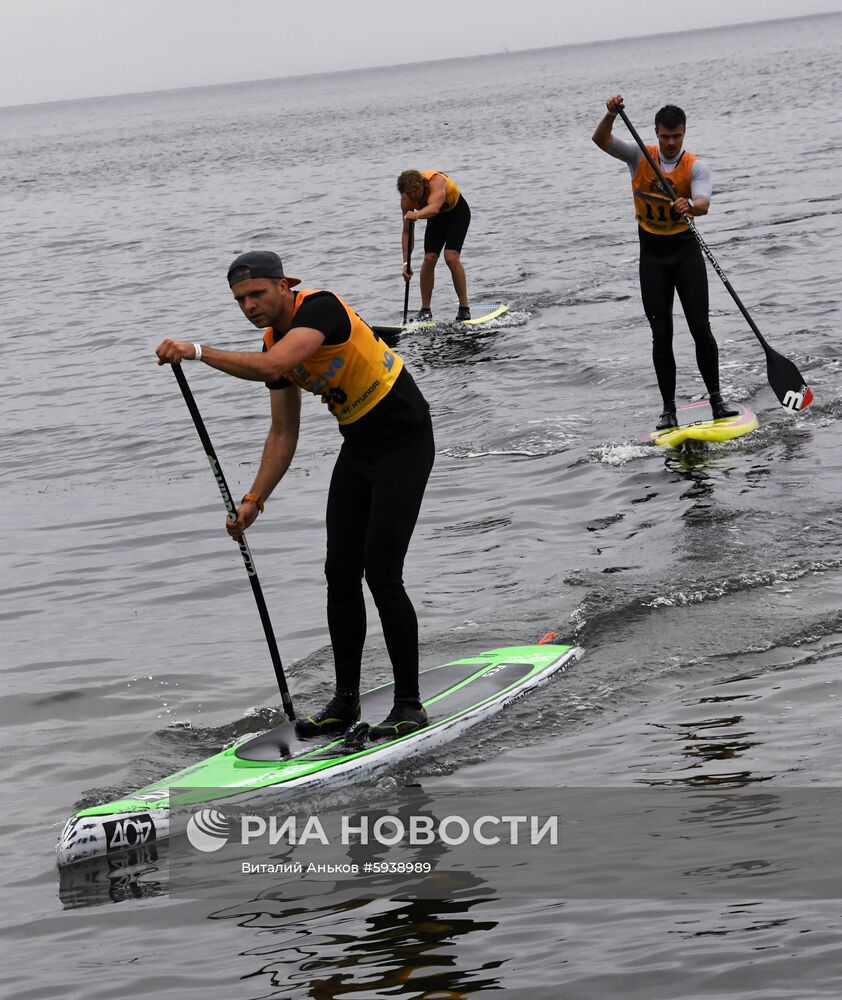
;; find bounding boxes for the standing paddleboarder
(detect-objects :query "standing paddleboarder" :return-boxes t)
[593,95,738,429]
[155,251,434,739]
[398,169,472,323]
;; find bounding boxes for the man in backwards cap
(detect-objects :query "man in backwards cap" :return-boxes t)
[155,251,434,739]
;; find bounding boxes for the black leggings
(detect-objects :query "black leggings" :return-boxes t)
[638,232,721,405]
[424,195,471,256]
[324,414,435,703]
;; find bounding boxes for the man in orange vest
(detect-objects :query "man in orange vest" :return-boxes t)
[155,251,434,740]
[398,169,471,323]
[593,95,737,429]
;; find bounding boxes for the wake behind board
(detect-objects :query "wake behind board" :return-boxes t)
[372,303,509,346]
[650,401,758,449]
[57,643,581,866]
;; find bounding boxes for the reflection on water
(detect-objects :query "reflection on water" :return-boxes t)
[59,844,168,909]
[647,709,767,787]
[4,11,842,999]
[210,890,500,1000]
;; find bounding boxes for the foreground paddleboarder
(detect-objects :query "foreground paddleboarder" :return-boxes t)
[593,95,738,430]
[155,251,434,739]
[398,169,471,322]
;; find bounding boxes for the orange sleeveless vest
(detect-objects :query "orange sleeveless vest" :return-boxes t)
[422,170,460,213]
[262,290,404,425]
[632,146,697,235]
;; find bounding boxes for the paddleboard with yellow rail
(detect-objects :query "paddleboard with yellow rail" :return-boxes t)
[372,302,509,345]
[650,400,758,449]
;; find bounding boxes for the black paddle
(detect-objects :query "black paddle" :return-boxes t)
[616,107,814,412]
[171,363,295,722]
[402,219,415,326]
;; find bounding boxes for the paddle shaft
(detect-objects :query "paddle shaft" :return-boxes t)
[616,107,773,351]
[402,220,415,325]
[171,363,295,721]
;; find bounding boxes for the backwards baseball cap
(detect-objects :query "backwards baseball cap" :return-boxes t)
[226,250,301,288]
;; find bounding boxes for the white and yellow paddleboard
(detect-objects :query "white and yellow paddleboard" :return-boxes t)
[461,303,509,326]
[372,303,509,344]
[650,401,758,449]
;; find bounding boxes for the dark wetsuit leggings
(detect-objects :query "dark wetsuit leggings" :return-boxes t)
[324,413,435,704]
[638,231,722,405]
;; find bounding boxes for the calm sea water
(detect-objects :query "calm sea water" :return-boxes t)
[2,11,842,998]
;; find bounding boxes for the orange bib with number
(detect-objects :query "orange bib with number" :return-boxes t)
[263,290,404,425]
[632,146,696,236]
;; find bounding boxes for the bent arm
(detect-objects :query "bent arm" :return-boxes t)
[401,202,414,263]
[403,175,447,224]
[674,160,712,217]
[688,159,712,216]
[417,174,446,217]
[593,93,624,150]
[229,386,301,535]
[157,326,325,382]
[250,386,302,501]
[592,111,618,151]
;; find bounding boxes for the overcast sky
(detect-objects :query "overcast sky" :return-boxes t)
[2,0,840,108]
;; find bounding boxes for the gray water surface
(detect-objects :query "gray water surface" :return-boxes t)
[2,11,841,999]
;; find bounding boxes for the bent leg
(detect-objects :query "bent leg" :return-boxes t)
[442,197,471,307]
[362,415,435,703]
[324,444,369,697]
[640,248,677,406]
[674,242,721,396]
[443,249,469,307]
[419,252,438,310]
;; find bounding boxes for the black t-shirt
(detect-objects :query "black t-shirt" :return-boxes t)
[263,290,429,446]
[263,291,352,389]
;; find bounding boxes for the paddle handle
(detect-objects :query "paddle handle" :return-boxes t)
[171,364,295,721]
[402,220,415,326]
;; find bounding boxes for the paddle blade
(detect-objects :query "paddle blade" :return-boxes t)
[765,346,813,411]
[371,324,402,348]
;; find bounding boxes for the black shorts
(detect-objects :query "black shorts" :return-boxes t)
[424,195,471,256]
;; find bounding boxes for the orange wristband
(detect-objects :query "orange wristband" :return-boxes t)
[242,492,264,514]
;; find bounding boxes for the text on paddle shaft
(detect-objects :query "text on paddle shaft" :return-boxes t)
[207,456,257,575]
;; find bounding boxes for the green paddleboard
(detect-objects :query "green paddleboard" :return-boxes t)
[57,643,581,866]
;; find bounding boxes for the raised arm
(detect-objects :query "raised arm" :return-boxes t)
[592,94,624,151]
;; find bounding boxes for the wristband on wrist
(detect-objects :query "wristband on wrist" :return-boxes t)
[242,492,264,514]
[193,343,202,361]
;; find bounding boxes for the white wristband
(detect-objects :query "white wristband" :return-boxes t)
[193,343,202,361]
